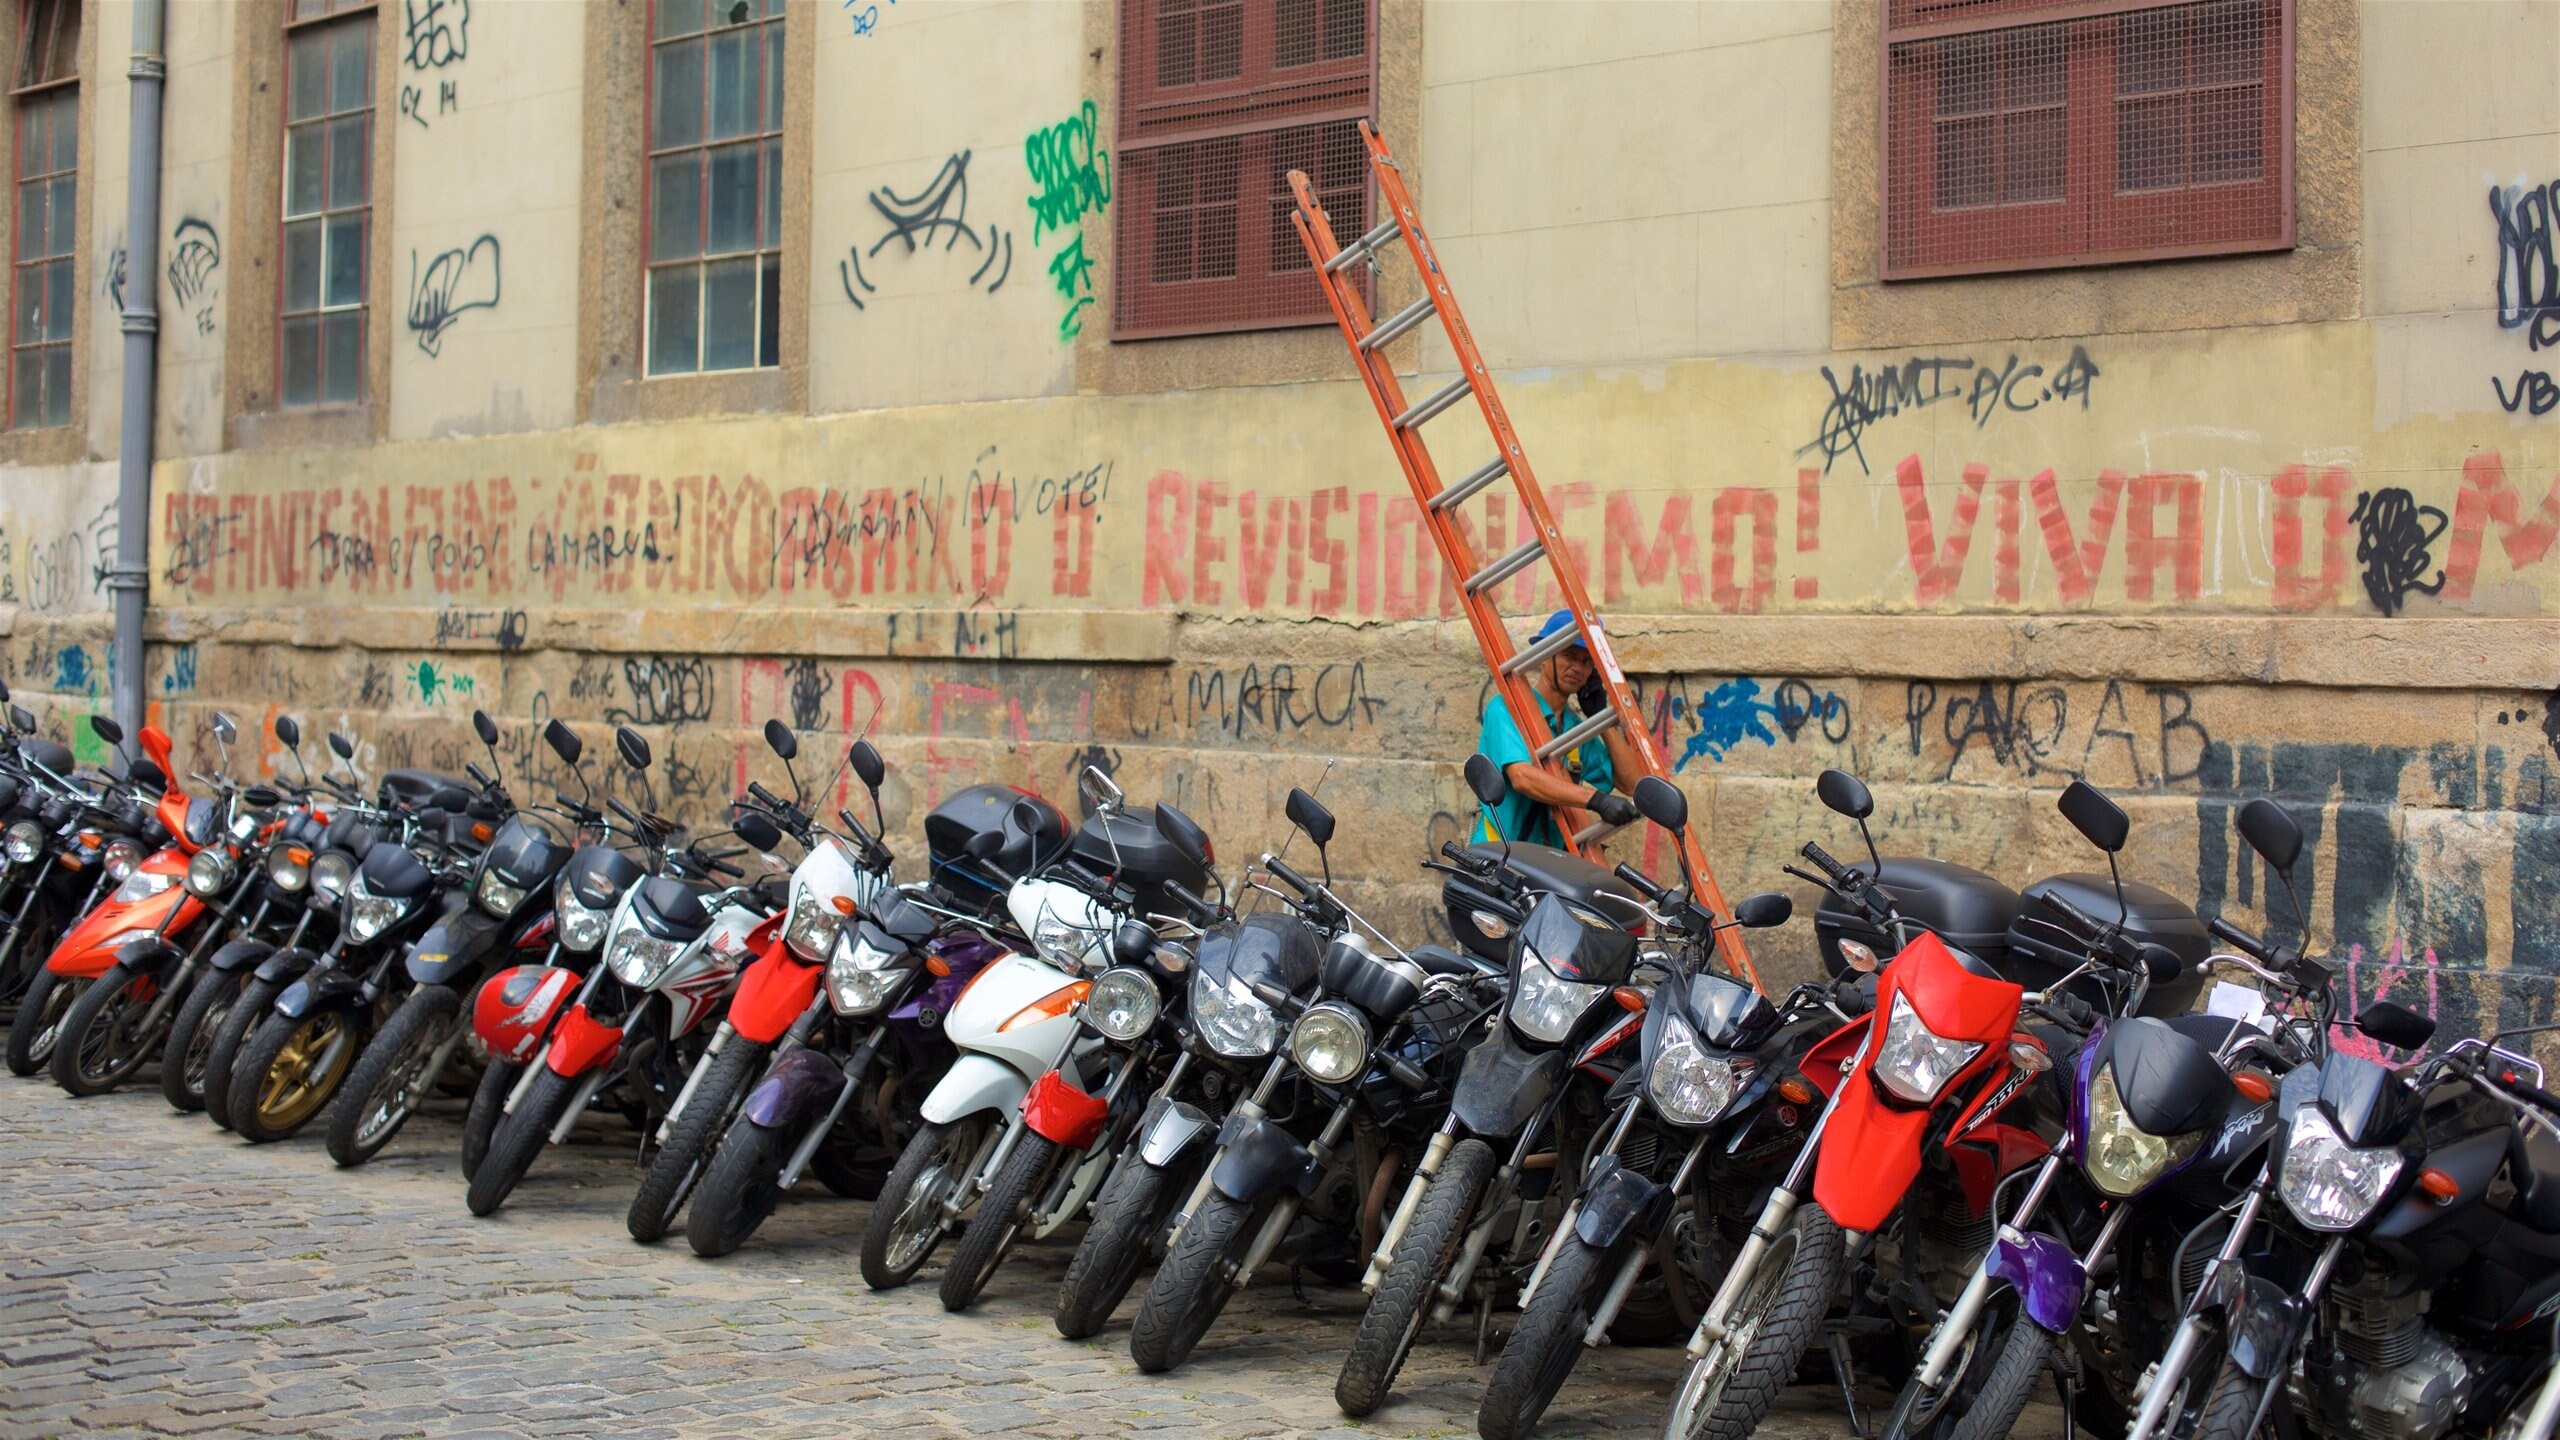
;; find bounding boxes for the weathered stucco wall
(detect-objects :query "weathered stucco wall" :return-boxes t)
[1,0,2556,1057]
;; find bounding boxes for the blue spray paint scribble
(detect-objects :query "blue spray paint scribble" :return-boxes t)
[1677,678,1781,770]
[161,643,197,694]
[55,645,94,697]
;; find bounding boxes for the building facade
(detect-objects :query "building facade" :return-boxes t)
[2,0,2557,1035]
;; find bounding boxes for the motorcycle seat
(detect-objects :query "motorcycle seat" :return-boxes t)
[1410,943,1499,979]
[2512,1123,2560,1232]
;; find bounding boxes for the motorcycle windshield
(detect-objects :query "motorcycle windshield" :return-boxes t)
[1192,911,1321,996]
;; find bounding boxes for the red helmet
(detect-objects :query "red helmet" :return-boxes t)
[473,964,577,1064]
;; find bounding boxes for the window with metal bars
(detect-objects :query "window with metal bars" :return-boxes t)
[1881,0,2293,279]
[280,0,375,408]
[10,0,78,429]
[645,0,784,377]
[1114,0,1372,339]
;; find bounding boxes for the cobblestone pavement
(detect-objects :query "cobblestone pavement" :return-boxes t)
[1,1079,2065,1440]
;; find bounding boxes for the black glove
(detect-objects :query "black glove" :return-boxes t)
[1577,677,1609,717]
[1590,791,1639,828]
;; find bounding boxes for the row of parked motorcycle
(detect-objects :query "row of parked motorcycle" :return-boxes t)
[3,675,2557,1440]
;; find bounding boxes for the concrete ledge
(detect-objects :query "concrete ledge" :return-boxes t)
[143,606,1180,664]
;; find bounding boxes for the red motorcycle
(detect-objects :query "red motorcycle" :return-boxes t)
[1661,768,2052,1440]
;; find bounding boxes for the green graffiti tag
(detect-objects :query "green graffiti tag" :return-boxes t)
[1024,100,1110,341]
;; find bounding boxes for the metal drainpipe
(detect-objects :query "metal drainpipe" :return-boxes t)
[109,0,166,738]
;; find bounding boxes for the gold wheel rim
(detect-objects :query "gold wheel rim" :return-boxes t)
[257,1015,356,1129]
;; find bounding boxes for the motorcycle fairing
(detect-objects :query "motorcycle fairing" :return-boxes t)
[1023,1068,1110,1149]
[1451,1024,1566,1139]
[545,1002,625,1076]
[1210,1110,1319,1202]
[728,932,823,1044]
[46,850,195,977]
[408,907,505,987]
[743,1044,852,1129]
[474,963,578,1064]
[1573,1155,1675,1249]
[921,1050,1033,1124]
[1139,1097,1217,1168]
[1988,1230,2084,1334]
[2372,1126,2505,1241]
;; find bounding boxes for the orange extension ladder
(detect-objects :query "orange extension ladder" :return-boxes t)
[1287,122,1758,991]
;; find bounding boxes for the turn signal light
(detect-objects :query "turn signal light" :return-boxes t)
[1777,1078,1815,1105]
[925,954,951,978]
[830,895,857,915]
[2231,1071,2273,1103]
[1001,981,1092,1032]
[471,823,495,844]
[287,847,313,866]
[1610,987,1646,1013]
[2418,1168,2460,1204]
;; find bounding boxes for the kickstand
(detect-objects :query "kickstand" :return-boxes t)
[1826,1331,1868,1440]
[2055,1361,2077,1440]
[1290,1262,1311,1308]
[1473,1289,1495,1366]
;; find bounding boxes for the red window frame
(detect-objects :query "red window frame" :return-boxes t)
[1113,0,1375,341]
[1881,0,2294,280]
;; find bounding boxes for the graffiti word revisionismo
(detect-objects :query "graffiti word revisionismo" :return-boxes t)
[1800,347,2101,475]
[2491,177,2559,418]
[1024,101,1110,341]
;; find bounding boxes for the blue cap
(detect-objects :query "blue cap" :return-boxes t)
[1535,610,1593,651]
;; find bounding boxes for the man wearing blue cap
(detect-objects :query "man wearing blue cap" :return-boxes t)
[1475,610,1642,849]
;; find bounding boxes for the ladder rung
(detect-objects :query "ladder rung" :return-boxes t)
[1501,620,1585,676]
[1360,296,1436,352]
[1464,538,1546,596]
[1325,218,1402,274]
[1572,817,1628,848]
[1394,376,1473,430]
[1535,706,1621,763]
[1430,455,1510,513]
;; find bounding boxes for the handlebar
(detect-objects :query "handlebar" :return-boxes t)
[606,797,643,830]
[2208,916,2272,964]
[1265,855,1315,899]
[1613,861,1671,904]
[1799,841,1857,888]
[1164,879,1218,924]
[747,782,786,813]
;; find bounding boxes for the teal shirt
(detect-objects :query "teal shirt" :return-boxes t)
[1475,691,1614,848]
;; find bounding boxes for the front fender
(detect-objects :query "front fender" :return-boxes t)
[253,946,321,986]
[2216,1269,2302,1380]
[1210,1111,1317,1203]
[1139,1097,1216,1168]
[921,1050,1032,1125]
[544,1002,625,1078]
[276,966,367,1019]
[1451,1024,1566,1139]
[1573,1155,1674,1249]
[726,944,824,1045]
[1023,1069,1110,1149]
[207,937,276,975]
[1987,1230,2086,1335]
[742,1045,853,1129]
[114,936,187,978]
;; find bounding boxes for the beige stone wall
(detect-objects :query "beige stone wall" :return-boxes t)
[2,0,2558,1054]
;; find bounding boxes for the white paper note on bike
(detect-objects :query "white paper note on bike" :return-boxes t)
[2204,979,2272,1033]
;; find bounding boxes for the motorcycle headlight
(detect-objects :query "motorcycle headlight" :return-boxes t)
[1288,1002,1370,1085]
[344,875,411,943]
[605,922,685,988]
[2082,1064,2204,1198]
[112,867,179,903]
[1086,966,1161,1043]
[2,819,40,865]
[1191,967,1279,1058]
[554,882,609,952]
[1648,1014,1747,1125]
[1873,992,1984,1105]
[1510,949,1606,1045]
[101,838,144,882]
[784,884,848,962]
[476,869,529,918]
[186,847,237,898]
[1034,917,1097,972]
[825,932,907,1014]
[310,851,355,905]
[2279,1104,2406,1230]
[265,844,311,893]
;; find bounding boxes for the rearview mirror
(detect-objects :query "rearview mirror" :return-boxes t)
[243,784,282,809]
[472,709,499,746]
[965,829,1005,859]
[1814,769,1872,821]
[2355,1000,2436,1052]
[1463,753,1507,809]
[763,718,797,762]
[328,731,355,761]
[212,713,237,746]
[733,810,784,854]
[2236,797,2302,873]
[850,740,886,791]
[1153,801,1212,870]
[8,705,31,734]
[1284,788,1334,847]
[89,714,125,746]
[2058,780,2129,854]
[274,715,301,749]
[543,719,582,766]
[1632,775,1688,830]
[615,725,651,771]
[1734,891,1792,928]
[0,678,9,701]
[128,758,166,791]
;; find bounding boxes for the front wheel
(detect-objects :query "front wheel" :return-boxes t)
[1660,1201,1843,1440]
[1128,1190,1258,1374]
[941,1132,1060,1312]
[1336,1137,1499,1416]
[234,1007,364,1142]
[459,1057,520,1182]
[202,974,283,1131]
[1056,1152,1182,1339]
[628,1040,768,1244]
[688,1117,792,1259]
[50,962,162,1096]
[2182,1357,2265,1440]
[162,968,245,1112]
[1479,1234,1610,1440]
[467,1066,576,1216]
[1881,1288,2036,1440]
[7,970,81,1077]
[860,1117,981,1291]
[325,985,462,1167]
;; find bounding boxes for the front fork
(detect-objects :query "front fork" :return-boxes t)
[1911,1150,2067,1390]
[1430,1099,1569,1322]
[2126,1187,2274,1440]
[1364,1117,1459,1291]
[778,1023,886,1190]
[1168,1053,1292,1244]
[1229,1098,1356,1290]
[2516,1345,2560,1440]
[1685,1084,1841,1358]
[1580,1133,1714,1348]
